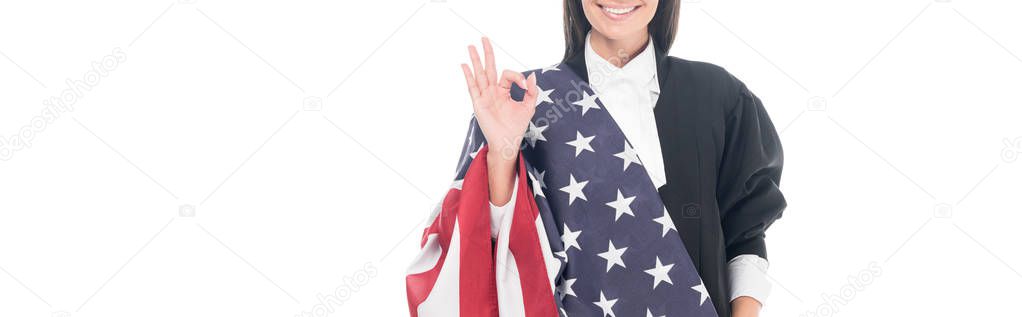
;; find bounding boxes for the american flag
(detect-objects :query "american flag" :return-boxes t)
[407,65,717,317]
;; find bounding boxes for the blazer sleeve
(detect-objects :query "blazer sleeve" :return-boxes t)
[717,78,787,261]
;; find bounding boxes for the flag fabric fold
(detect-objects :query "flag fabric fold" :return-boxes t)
[406,146,558,317]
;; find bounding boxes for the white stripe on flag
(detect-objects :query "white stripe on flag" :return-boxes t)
[407,233,442,275]
[495,197,526,317]
[496,251,527,317]
[534,215,561,297]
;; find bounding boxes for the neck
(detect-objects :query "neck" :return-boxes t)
[589,29,650,68]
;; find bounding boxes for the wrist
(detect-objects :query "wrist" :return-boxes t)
[486,147,518,165]
[486,149,518,206]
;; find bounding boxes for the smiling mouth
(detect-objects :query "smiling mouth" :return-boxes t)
[598,3,641,19]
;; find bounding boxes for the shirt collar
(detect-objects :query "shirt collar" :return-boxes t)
[584,31,660,95]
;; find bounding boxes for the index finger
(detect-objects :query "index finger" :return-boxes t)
[523,72,539,109]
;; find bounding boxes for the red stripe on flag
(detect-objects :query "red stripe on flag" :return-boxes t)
[457,147,499,317]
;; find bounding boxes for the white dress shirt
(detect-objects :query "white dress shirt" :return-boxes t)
[489,32,772,305]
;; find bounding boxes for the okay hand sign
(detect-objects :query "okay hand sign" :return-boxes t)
[460,37,539,161]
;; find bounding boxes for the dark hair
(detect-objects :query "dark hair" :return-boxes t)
[562,0,680,61]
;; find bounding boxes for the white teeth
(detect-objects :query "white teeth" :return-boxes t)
[603,6,637,15]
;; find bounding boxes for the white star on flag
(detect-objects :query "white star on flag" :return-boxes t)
[692,281,710,306]
[597,240,628,272]
[557,277,577,299]
[566,130,595,157]
[560,173,589,205]
[644,256,675,289]
[541,64,560,73]
[528,168,547,197]
[525,121,548,147]
[653,207,677,237]
[613,142,642,171]
[572,90,602,116]
[535,85,555,106]
[605,189,636,221]
[561,223,582,252]
[593,291,618,317]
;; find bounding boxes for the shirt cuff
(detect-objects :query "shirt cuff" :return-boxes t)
[488,176,518,239]
[727,254,771,305]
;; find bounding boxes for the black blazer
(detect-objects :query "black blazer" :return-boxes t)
[563,45,786,317]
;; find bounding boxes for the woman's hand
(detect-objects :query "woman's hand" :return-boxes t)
[460,37,539,205]
[461,37,539,161]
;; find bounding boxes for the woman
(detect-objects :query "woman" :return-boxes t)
[407,1,785,316]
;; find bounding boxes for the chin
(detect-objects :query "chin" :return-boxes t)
[594,25,645,40]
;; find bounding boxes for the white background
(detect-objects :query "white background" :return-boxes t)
[1,0,1021,316]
